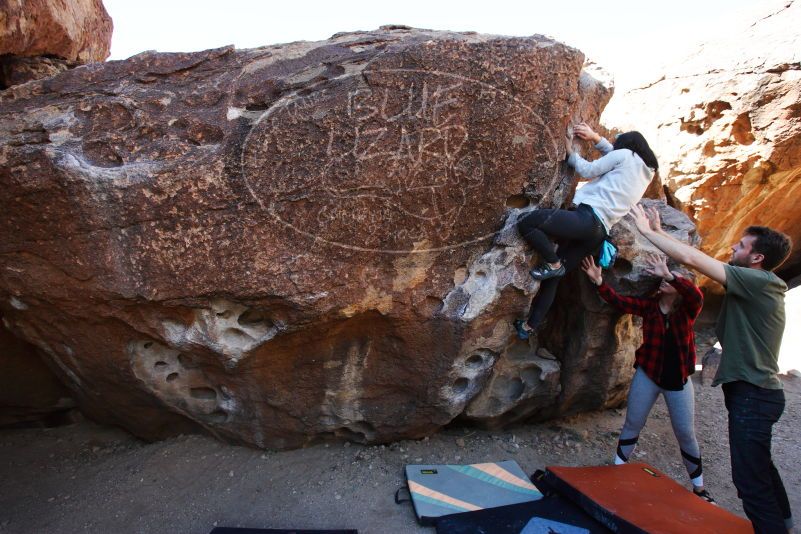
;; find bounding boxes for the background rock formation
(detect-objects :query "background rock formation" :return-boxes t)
[0,28,695,448]
[604,0,801,285]
[0,0,113,87]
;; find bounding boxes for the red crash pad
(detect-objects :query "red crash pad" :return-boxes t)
[545,463,753,534]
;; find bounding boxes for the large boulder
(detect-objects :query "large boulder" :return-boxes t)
[604,0,801,284]
[0,28,696,448]
[0,0,113,87]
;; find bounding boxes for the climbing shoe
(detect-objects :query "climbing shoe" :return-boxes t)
[529,262,566,281]
[514,319,532,341]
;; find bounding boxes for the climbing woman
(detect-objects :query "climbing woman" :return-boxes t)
[514,123,658,339]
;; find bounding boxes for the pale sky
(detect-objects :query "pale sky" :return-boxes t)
[105,0,759,92]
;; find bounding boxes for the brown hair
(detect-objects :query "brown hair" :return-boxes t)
[745,226,792,271]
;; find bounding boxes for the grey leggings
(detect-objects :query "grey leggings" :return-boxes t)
[617,367,704,485]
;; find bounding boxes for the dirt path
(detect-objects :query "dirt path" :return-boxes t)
[1,368,799,533]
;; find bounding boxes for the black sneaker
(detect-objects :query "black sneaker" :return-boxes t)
[530,263,566,281]
[693,488,716,505]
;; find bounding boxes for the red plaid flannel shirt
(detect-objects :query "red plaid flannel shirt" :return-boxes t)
[597,276,703,385]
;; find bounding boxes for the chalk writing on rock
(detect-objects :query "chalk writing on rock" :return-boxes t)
[241,69,557,253]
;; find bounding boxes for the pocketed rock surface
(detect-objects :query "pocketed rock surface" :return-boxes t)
[0,331,798,533]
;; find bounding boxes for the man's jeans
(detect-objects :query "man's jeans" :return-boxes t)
[723,381,792,533]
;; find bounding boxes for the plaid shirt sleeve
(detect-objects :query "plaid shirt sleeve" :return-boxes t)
[668,275,704,319]
[600,279,699,386]
[597,282,651,316]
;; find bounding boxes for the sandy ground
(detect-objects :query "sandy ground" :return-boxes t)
[1,336,799,534]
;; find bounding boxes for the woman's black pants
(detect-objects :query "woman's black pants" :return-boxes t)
[516,204,606,329]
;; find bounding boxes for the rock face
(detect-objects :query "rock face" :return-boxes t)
[0,28,696,448]
[0,0,113,87]
[604,0,801,283]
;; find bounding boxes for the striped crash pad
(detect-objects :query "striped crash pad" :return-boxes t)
[434,496,611,533]
[404,461,543,525]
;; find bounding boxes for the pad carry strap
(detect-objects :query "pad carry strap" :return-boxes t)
[394,485,411,504]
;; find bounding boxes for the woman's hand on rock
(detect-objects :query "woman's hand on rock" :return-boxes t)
[581,255,603,285]
[573,122,601,143]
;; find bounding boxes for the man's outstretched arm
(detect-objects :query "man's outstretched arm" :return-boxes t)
[630,204,727,286]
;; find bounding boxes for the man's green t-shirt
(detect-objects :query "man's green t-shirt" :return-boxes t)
[713,264,787,389]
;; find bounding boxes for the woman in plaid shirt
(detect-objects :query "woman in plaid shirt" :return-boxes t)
[581,253,714,503]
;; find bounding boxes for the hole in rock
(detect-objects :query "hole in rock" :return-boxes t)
[465,354,485,369]
[222,328,255,347]
[202,409,228,424]
[504,377,526,401]
[154,361,168,369]
[786,102,801,119]
[238,309,275,328]
[453,266,468,285]
[244,102,271,112]
[421,296,442,315]
[505,194,530,209]
[612,258,633,276]
[334,426,368,443]
[452,377,470,395]
[190,387,217,400]
[166,373,179,382]
[706,100,732,119]
[731,112,755,145]
[143,341,153,349]
[81,140,123,168]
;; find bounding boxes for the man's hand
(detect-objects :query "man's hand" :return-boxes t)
[573,122,601,144]
[631,203,727,286]
[631,203,655,235]
[565,132,574,156]
[643,253,674,281]
[581,255,603,285]
[645,206,663,232]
